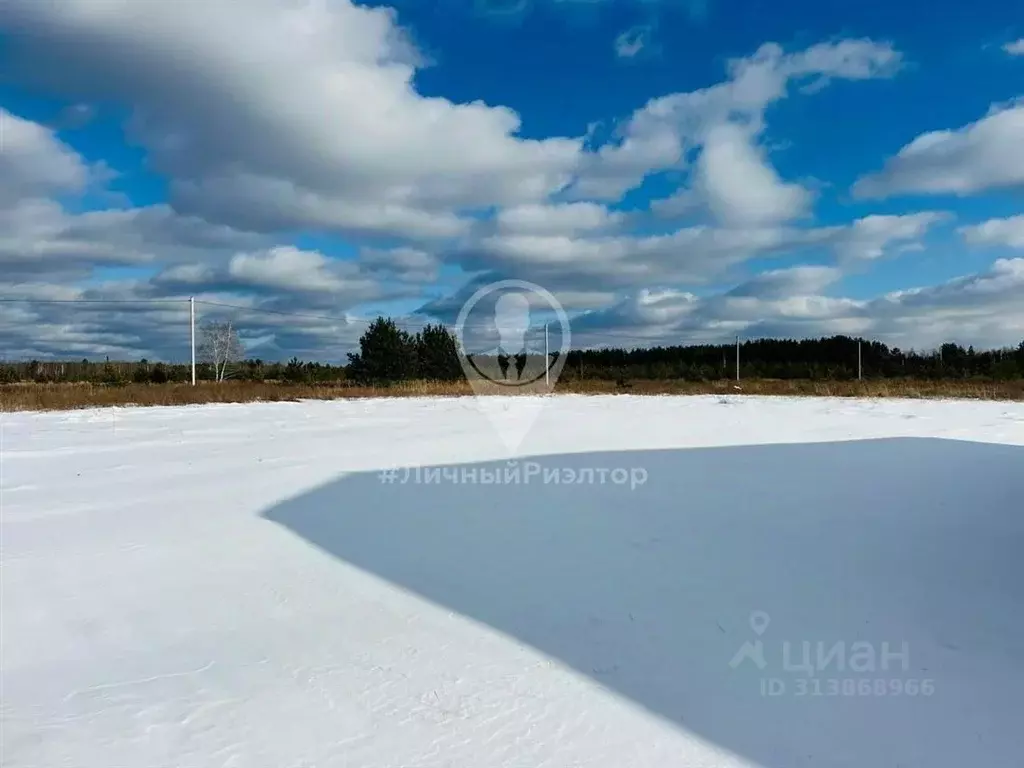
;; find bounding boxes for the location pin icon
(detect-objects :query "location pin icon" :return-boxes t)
[455,279,570,454]
[750,611,770,636]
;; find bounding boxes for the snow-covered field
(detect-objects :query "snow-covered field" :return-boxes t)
[2,395,1024,768]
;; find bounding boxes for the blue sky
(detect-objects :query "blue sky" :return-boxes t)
[1,0,1022,361]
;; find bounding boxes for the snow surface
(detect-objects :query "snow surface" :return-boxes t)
[2,394,1024,768]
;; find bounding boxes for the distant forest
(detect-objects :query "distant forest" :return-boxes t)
[3,316,1023,385]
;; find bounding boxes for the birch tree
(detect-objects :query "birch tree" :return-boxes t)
[198,321,244,382]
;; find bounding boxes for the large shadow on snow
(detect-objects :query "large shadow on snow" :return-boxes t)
[263,438,1024,768]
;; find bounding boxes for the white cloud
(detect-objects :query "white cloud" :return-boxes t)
[0,6,904,249]
[865,258,1024,347]
[614,25,654,59]
[689,122,813,226]
[879,257,1024,309]
[462,224,826,291]
[172,174,471,241]
[228,246,364,294]
[570,259,1024,351]
[726,265,843,298]
[853,100,1024,198]
[360,246,441,283]
[3,13,1019,358]
[785,38,904,84]
[959,216,1024,249]
[0,108,92,205]
[1,0,583,241]
[495,202,626,235]
[0,110,402,361]
[833,212,951,262]
[573,39,901,203]
[157,263,217,285]
[0,196,267,283]
[0,107,271,285]
[1003,39,1024,56]
[456,211,945,293]
[594,288,701,329]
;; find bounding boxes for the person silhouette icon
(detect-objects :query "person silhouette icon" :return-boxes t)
[494,292,531,380]
[464,290,552,385]
[455,278,571,411]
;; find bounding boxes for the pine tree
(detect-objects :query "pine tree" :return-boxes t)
[347,317,418,384]
[415,324,463,382]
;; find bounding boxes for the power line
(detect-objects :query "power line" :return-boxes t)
[0,298,185,305]
[193,299,354,325]
[575,331,739,344]
[192,299,517,333]
[196,304,737,344]
[192,301,510,334]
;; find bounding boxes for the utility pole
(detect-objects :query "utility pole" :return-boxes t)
[544,323,550,386]
[735,335,741,382]
[190,296,196,386]
[858,340,863,381]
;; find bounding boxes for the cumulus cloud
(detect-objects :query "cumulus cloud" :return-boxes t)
[1,0,582,241]
[0,107,272,286]
[147,243,418,309]
[171,174,472,242]
[495,202,627,235]
[0,248,408,361]
[0,108,92,205]
[456,224,832,293]
[1003,39,1024,56]
[2,5,1018,359]
[853,100,1024,198]
[360,246,442,283]
[574,39,901,204]
[832,212,951,262]
[450,210,944,294]
[0,6,902,252]
[685,122,813,226]
[227,247,369,294]
[567,259,1024,351]
[959,216,1024,249]
[8,0,833,241]
[726,265,843,298]
[0,108,415,360]
[863,258,1024,348]
[7,245,1023,361]
[0,198,269,285]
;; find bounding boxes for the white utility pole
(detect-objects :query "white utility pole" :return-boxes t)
[735,335,741,382]
[190,296,196,386]
[544,323,550,386]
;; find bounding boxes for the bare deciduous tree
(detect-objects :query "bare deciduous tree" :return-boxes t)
[198,321,244,382]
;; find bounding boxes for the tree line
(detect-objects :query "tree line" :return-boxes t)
[2,315,1023,384]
